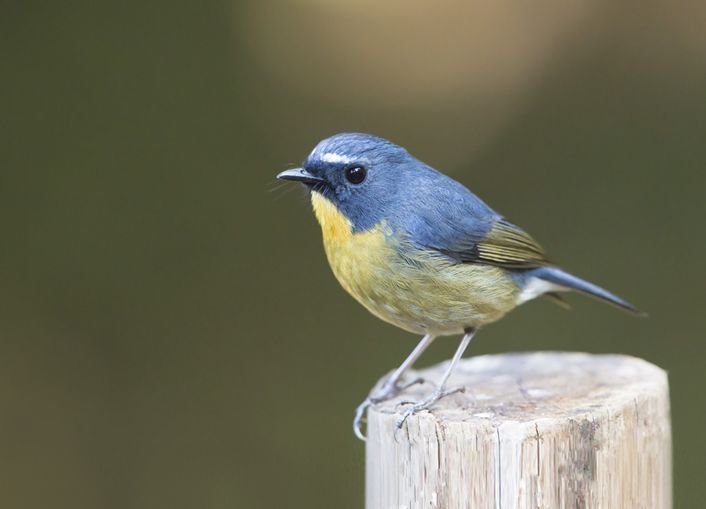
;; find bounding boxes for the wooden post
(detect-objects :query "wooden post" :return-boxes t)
[366,352,671,509]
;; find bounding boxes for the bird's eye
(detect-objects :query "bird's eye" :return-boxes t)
[345,166,367,184]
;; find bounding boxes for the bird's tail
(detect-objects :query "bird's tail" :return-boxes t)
[532,266,645,316]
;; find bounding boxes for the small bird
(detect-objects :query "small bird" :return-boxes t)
[277,133,642,440]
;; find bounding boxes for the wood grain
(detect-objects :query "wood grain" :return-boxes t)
[365,352,671,509]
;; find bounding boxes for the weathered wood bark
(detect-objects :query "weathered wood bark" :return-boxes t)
[366,352,671,509]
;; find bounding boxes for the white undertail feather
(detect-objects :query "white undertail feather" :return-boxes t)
[516,277,564,305]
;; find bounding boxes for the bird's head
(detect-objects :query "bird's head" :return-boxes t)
[277,133,417,232]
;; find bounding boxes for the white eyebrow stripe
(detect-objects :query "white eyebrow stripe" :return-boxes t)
[320,153,352,164]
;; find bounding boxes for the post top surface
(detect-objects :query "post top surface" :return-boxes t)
[371,352,667,425]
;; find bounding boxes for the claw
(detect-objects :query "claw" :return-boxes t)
[353,398,372,441]
[353,376,425,441]
[395,386,466,430]
[399,377,425,391]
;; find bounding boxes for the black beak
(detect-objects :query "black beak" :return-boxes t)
[276,168,325,185]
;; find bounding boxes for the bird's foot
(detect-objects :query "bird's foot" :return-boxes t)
[353,377,425,441]
[395,386,466,430]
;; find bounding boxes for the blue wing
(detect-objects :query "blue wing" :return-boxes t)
[399,168,549,269]
[394,162,642,314]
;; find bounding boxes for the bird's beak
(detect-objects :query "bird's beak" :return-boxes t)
[276,168,325,185]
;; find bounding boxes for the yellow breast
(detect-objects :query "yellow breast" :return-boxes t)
[310,191,394,304]
[310,191,519,334]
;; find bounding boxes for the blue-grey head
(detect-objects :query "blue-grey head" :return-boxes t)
[277,133,435,232]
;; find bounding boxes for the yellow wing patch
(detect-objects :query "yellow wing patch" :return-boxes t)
[476,220,550,268]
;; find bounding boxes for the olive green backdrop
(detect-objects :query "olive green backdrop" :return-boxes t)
[1,1,704,508]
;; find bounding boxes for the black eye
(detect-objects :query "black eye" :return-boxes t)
[345,166,367,184]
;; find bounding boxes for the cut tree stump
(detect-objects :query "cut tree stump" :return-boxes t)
[365,352,671,509]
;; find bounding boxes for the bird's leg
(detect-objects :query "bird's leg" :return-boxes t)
[396,328,477,430]
[353,333,436,440]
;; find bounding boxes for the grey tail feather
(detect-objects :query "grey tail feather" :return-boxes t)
[532,267,646,316]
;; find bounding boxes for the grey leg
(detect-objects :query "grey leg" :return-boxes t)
[396,328,477,429]
[353,333,436,441]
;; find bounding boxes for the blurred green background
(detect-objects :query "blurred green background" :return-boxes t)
[1,1,704,507]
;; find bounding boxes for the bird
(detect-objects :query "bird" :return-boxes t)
[276,132,642,441]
